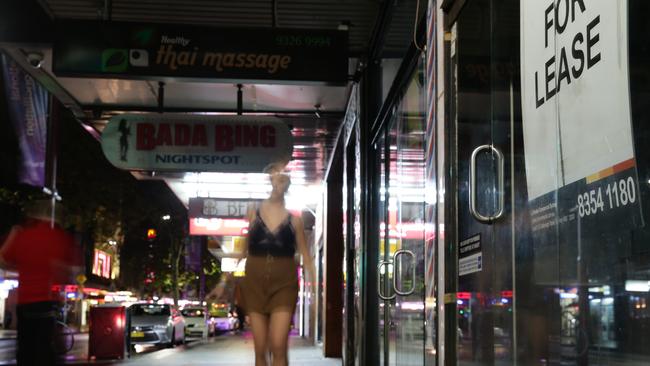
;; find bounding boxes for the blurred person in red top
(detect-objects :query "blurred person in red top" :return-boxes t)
[0,199,75,366]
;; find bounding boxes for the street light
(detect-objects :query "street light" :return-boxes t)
[162,214,171,221]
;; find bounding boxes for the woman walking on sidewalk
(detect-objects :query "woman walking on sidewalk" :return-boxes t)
[209,162,315,366]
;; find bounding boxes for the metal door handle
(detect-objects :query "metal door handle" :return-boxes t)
[469,144,504,223]
[393,250,416,296]
[377,260,395,300]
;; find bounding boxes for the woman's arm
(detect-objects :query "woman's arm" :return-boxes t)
[207,272,232,301]
[293,216,316,285]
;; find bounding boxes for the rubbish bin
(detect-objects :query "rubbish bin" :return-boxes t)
[88,305,127,360]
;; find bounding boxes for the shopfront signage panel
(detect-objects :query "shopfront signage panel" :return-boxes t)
[189,197,261,219]
[521,0,643,266]
[53,20,348,84]
[521,0,635,199]
[101,114,293,173]
[189,218,249,236]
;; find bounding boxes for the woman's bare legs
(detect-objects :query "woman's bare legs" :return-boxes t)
[268,311,293,366]
[249,312,270,366]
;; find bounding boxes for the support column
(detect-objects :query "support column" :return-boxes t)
[360,56,382,366]
[324,156,343,357]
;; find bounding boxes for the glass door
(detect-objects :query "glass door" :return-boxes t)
[451,0,518,364]
[376,112,392,366]
[449,0,650,365]
[377,60,427,366]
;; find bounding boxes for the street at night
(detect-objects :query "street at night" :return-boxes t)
[3,0,650,366]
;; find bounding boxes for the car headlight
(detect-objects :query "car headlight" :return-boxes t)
[153,325,167,330]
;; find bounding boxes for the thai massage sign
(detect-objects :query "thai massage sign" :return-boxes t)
[521,1,643,239]
[101,114,293,172]
[53,20,348,84]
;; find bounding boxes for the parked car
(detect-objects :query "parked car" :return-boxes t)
[181,307,210,338]
[208,303,236,333]
[129,303,186,348]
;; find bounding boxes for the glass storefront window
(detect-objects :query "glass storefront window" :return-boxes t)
[377,60,427,365]
[449,0,650,365]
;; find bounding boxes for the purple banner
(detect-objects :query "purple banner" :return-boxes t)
[1,53,48,187]
[185,236,203,272]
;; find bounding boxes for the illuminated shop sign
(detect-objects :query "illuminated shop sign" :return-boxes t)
[189,197,262,219]
[53,20,348,84]
[92,249,112,279]
[220,258,246,274]
[520,0,642,238]
[378,222,434,240]
[189,218,249,236]
[101,114,293,172]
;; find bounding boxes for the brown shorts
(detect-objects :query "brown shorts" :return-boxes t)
[241,255,299,315]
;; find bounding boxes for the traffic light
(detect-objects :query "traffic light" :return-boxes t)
[146,228,157,240]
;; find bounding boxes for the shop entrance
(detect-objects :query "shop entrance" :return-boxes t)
[446,0,650,365]
[447,0,519,363]
[375,60,427,366]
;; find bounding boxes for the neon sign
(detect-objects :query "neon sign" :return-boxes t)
[92,249,112,279]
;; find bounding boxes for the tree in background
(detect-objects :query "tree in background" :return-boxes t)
[0,105,192,302]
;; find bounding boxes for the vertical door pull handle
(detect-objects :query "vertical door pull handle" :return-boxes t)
[377,260,396,300]
[469,144,505,223]
[393,250,416,296]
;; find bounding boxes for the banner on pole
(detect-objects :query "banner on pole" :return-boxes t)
[1,53,49,187]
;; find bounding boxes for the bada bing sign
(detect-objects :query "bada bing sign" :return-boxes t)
[101,114,293,172]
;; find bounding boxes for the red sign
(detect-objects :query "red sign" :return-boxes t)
[189,208,302,236]
[189,218,249,236]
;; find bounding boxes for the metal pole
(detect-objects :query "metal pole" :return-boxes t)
[103,0,113,21]
[158,82,165,114]
[272,0,278,28]
[237,84,243,115]
[47,95,59,228]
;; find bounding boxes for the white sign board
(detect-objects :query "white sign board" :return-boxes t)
[101,114,293,173]
[189,198,260,219]
[459,253,483,277]
[458,234,482,277]
[221,258,246,273]
[521,0,633,199]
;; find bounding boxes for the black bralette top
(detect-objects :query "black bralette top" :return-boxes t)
[247,209,296,257]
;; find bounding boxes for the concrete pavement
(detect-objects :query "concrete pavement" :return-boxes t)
[0,330,341,366]
[116,332,341,366]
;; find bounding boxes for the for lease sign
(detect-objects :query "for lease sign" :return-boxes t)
[521,0,643,244]
[521,0,633,199]
[101,114,293,172]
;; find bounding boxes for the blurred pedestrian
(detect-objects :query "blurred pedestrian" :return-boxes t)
[233,283,245,331]
[240,162,315,366]
[0,200,75,366]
